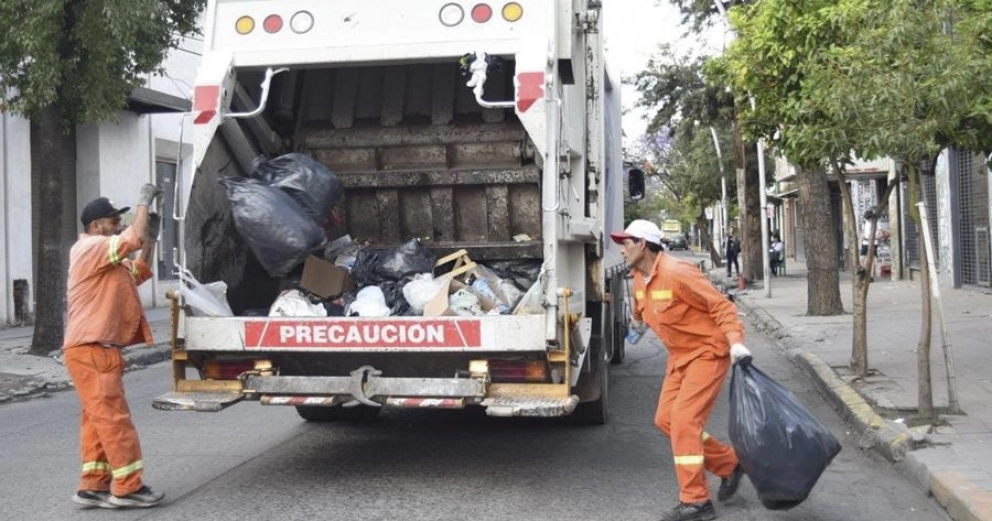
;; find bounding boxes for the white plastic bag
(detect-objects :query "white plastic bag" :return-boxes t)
[179,270,234,317]
[402,273,445,314]
[449,288,483,316]
[269,289,327,317]
[513,272,545,315]
[346,286,392,317]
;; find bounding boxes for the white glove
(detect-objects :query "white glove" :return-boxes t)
[138,183,162,208]
[630,320,646,334]
[730,343,752,364]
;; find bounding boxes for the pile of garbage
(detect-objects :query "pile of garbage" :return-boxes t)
[182,152,544,319]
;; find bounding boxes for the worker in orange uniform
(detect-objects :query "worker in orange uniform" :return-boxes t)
[611,220,751,521]
[65,184,165,510]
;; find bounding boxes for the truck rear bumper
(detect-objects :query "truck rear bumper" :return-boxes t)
[153,366,578,417]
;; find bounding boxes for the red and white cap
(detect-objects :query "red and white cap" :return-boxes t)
[610,219,664,246]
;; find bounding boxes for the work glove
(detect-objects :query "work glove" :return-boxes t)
[630,319,646,335]
[146,212,161,243]
[138,183,163,208]
[730,343,752,364]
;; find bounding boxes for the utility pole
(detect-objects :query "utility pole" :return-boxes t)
[710,126,729,253]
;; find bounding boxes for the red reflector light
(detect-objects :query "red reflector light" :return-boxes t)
[263,14,283,33]
[488,359,547,382]
[203,360,255,380]
[471,4,493,23]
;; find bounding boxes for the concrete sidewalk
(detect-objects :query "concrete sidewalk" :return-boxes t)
[0,307,174,403]
[705,255,992,521]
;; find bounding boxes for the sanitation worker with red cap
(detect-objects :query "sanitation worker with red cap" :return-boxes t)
[611,219,751,521]
[64,184,166,510]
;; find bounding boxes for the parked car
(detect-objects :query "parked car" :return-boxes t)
[668,235,689,251]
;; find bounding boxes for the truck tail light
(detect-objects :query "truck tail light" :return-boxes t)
[202,360,256,380]
[235,16,255,35]
[502,2,523,22]
[263,14,283,34]
[488,359,548,382]
[290,11,314,34]
[439,3,464,27]
[471,4,493,23]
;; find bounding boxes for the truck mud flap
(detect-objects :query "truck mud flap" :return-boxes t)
[153,391,244,412]
[481,395,579,417]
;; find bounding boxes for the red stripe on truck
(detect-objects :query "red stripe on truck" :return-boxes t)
[243,319,483,349]
[193,85,220,124]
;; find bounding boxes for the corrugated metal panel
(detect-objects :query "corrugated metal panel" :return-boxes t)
[954,150,991,286]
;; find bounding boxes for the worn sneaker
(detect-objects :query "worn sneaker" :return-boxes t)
[718,464,745,502]
[108,485,165,508]
[659,500,717,521]
[72,490,117,509]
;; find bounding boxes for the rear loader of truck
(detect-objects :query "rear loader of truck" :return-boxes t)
[153,0,630,423]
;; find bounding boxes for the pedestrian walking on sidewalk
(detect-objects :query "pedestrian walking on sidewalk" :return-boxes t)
[64,184,166,510]
[769,234,784,276]
[611,219,751,521]
[724,231,740,278]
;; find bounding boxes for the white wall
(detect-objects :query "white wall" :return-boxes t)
[1,113,34,326]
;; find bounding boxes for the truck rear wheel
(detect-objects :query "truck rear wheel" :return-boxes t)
[573,337,608,425]
[296,405,381,422]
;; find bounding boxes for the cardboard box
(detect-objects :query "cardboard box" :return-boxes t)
[300,255,356,299]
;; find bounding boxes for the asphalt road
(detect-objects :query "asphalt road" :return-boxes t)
[1,329,949,521]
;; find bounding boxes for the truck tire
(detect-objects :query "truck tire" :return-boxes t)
[573,337,608,425]
[296,405,381,422]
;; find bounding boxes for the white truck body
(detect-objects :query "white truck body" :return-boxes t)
[154,0,628,422]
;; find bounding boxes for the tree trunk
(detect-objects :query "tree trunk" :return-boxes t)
[908,164,934,418]
[733,119,761,283]
[697,212,721,269]
[797,166,843,316]
[834,162,870,378]
[28,105,72,356]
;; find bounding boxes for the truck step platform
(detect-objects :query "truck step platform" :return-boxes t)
[481,395,579,418]
[152,391,243,412]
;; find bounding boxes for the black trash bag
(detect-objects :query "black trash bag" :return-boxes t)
[729,359,842,510]
[251,153,342,224]
[220,177,324,278]
[351,239,436,285]
[379,281,412,316]
[485,260,543,291]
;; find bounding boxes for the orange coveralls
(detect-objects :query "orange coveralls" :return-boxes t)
[63,226,154,497]
[633,253,745,504]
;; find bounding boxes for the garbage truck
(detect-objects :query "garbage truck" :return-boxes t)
[153,0,631,424]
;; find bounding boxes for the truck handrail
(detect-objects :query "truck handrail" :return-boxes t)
[225,67,290,120]
[464,51,515,109]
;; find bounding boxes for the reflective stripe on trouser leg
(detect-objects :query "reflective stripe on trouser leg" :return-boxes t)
[65,345,145,497]
[668,354,733,503]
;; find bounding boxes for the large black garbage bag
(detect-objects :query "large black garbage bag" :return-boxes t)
[729,359,842,510]
[251,153,342,224]
[220,177,324,278]
[351,239,436,285]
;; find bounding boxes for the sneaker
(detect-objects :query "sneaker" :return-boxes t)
[72,490,117,509]
[659,500,717,521]
[718,464,745,502]
[108,485,164,508]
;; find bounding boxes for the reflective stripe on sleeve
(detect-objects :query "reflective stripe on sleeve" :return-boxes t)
[112,459,143,478]
[702,432,711,441]
[673,455,705,465]
[108,236,121,264]
[651,290,673,300]
[82,461,111,473]
[635,290,645,299]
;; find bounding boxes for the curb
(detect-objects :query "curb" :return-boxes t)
[0,342,172,405]
[712,274,992,521]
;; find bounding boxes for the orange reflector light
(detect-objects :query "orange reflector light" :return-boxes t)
[471,4,493,23]
[502,2,523,22]
[263,14,283,34]
[235,16,255,35]
[439,3,464,26]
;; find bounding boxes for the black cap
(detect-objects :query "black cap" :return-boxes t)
[80,197,130,229]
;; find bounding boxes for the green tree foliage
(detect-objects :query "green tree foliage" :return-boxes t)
[0,0,205,356]
[0,0,203,123]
